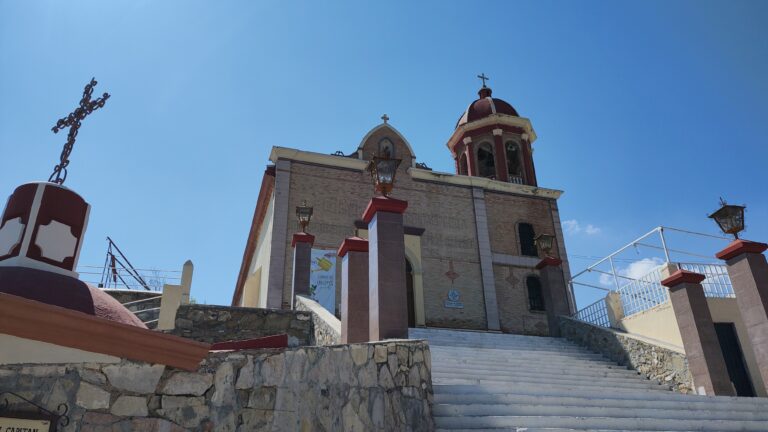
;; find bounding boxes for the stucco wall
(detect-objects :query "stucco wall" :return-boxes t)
[0,340,434,431]
[0,334,119,365]
[243,192,275,308]
[619,297,766,396]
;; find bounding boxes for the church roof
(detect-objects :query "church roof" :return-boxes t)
[456,86,519,128]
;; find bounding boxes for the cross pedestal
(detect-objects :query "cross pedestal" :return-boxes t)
[535,257,571,337]
[716,239,768,394]
[363,196,408,341]
[338,237,369,343]
[661,270,735,396]
[290,232,314,308]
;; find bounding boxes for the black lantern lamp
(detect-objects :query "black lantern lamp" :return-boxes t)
[535,233,555,257]
[366,154,402,197]
[296,200,313,233]
[709,198,746,239]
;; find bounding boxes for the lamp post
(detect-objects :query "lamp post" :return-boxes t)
[708,198,745,239]
[361,153,409,340]
[535,233,555,257]
[366,155,402,197]
[296,200,313,233]
[712,199,768,393]
[290,200,315,308]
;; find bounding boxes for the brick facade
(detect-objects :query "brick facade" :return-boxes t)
[237,96,572,334]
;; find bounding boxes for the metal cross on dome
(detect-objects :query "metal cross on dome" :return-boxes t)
[48,78,110,185]
[477,73,490,88]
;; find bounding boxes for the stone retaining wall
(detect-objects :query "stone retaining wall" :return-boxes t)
[295,296,341,346]
[559,316,694,393]
[0,340,434,431]
[169,304,312,347]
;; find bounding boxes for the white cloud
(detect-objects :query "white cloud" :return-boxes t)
[563,219,580,235]
[599,257,665,287]
[562,219,601,236]
[585,224,601,235]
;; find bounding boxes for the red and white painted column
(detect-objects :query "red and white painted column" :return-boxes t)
[338,236,369,343]
[363,196,409,341]
[716,239,768,394]
[661,269,735,396]
[535,256,571,337]
[290,232,315,308]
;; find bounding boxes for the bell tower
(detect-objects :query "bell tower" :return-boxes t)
[447,76,538,186]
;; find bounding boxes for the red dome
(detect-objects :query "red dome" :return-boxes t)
[0,266,146,328]
[456,87,519,128]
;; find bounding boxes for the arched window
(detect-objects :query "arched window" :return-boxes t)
[506,141,523,181]
[519,222,537,257]
[527,276,545,311]
[477,142,495,178]
[379,138,395,158]
[458,153,468,175]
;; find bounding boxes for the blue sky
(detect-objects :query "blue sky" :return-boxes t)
[1,1,767,308]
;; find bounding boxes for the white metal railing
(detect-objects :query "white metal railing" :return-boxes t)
[679,262,734,298]
[617,266,669,317]
[572,298,611,328]
[573,262,734,328]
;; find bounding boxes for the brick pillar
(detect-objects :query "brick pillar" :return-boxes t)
[338,237,369,343]
[290,232,314,308]
[535,257,571,337]
[363,196,408,341]
[492,129,509,182]
[661,270,735,396]
[716,239,768,394]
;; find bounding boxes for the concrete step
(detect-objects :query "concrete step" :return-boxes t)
[433,376,668,391]
[433,402,768,421]
[430,346,605,360]
[434,392,768,413]
[432,368,655,382]
[431,365,641,379]
[433,384,768,406]
[431,370,655,387]
[432,414,768,431]
[432,356,623,369]
[436,429,716,432]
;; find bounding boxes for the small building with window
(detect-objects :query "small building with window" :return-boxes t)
[232,83,575,335]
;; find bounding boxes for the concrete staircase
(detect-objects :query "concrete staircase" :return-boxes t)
[409,327,768,431]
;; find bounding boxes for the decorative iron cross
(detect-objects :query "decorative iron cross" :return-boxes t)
[49,78,110,185]
[477,73,489,87]
[381,113,389,124]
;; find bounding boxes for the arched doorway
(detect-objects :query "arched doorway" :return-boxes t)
[406,258,415,327]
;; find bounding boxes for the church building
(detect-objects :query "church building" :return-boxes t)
[232,81,575,335]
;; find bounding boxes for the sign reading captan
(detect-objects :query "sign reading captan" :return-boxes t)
[0,416,51,432]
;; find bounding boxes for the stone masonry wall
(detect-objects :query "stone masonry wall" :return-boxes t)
[0,340,434,431]
[295,296,341,346]
[559,316,694,393]
[169,304,312,347]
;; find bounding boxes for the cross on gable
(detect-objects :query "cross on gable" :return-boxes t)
[477,73,490,88]
[49,78,110,185]
[381,114,389,124]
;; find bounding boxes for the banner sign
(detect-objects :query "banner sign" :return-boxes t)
[310,249,336,314]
